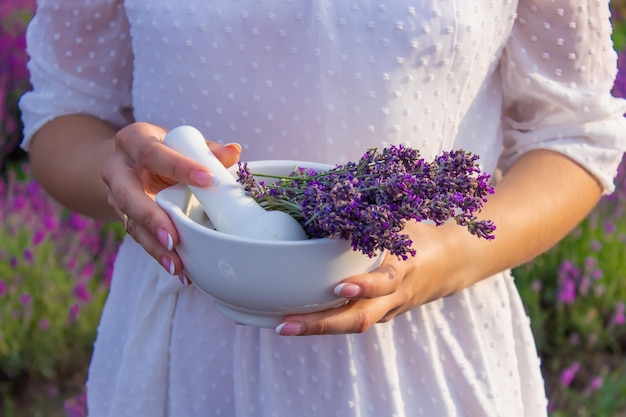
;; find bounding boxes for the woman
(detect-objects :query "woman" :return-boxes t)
[20,1,626,416]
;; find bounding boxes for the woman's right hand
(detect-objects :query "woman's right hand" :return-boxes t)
[101,122,242,280]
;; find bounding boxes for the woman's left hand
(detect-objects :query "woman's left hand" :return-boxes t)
[275,221,463,336]
[274,150,604,336]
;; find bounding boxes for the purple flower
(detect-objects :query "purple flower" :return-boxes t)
[39,318,50,330]
[557,278,577,304]
[67,213,90,231]
[66,257,77,270]
[23,248,33,264]
[584,256,597,271]
[557,260,580,303]
[591,268,603,280]
[11,195,25,210]
[559,260,578,275]
[0,280,6,296]
[586,376,603,393]
[560,362,580,387]
[32,229,46,246]
[589,240,601,252]
[0,0,35,161]
[73,282,91,302]
[80,263,95,280]
[238,146,496,259]
[19,292,32,306]
[43,213,58,231]
[63,390,87,417]
[603,220,616,234]
[68,304,80,323]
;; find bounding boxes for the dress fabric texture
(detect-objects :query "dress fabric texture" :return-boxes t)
[19,1,626,416]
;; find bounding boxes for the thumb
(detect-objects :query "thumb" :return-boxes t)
[209,142,242,168]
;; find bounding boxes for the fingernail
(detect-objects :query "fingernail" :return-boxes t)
[191,170,216,187]
[275,321,304,336]
[224,142,242,153]
[178,273,191,287]
[161,256,175,275]
[333,283,362,298]
[157,228,173,251]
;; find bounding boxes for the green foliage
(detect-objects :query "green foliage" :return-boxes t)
[0,166,118,413]
[514,196,626,415]
[0,233,109,378]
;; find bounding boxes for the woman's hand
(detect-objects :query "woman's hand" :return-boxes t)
[101,122,242,279]
[30,115,242,281]
[274,220,465,336]
[274,150,603,336]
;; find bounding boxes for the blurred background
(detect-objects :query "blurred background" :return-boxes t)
[1,2,626,416]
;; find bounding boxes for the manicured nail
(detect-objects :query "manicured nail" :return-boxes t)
[191,170,216,187]
[178,273,191,287]
[334,283,362,298]
[157,228,173,251]
[161,256,175,275]
[224,142,242,153]
[275,321,304,336]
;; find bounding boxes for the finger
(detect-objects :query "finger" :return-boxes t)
[276,293,405,336]
[333,256,405,300]
[116,131,213,187]
[116,124,241,187]
[209,142,243,168]
[126,215,191,286]
[103,156,181,266]
[124,214,184,276]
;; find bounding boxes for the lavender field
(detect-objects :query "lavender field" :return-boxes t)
[2,2,626,416]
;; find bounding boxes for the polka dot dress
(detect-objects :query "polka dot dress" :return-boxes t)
[20,1,626,416]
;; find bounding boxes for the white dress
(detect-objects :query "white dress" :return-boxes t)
[20,1,626,416]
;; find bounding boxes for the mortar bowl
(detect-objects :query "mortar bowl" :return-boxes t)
[156,160,385,328]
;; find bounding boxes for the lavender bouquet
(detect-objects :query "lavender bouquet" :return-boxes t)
[237,145,496,260]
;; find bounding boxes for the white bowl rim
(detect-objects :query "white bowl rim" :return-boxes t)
[156,159,353,247]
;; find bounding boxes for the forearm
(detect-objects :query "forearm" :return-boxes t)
[28,114,119,221]
[444,149,602,288]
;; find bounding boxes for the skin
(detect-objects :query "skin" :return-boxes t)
[29,115,242,279]
[28,115,602,336]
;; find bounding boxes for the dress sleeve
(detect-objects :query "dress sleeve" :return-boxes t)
[499,0,626,194]
[19,0,133,150]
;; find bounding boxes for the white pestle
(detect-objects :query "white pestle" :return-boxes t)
[163,125,308,241]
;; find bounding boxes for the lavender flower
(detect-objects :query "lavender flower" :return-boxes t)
[585,376,603,394]
[237,145,496,259]
[63,390,87,417]
[1,163,118,391]
[557,261,580,304]
[0,0,35,166]
[559,361,581,387]
[39,318,50,331]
